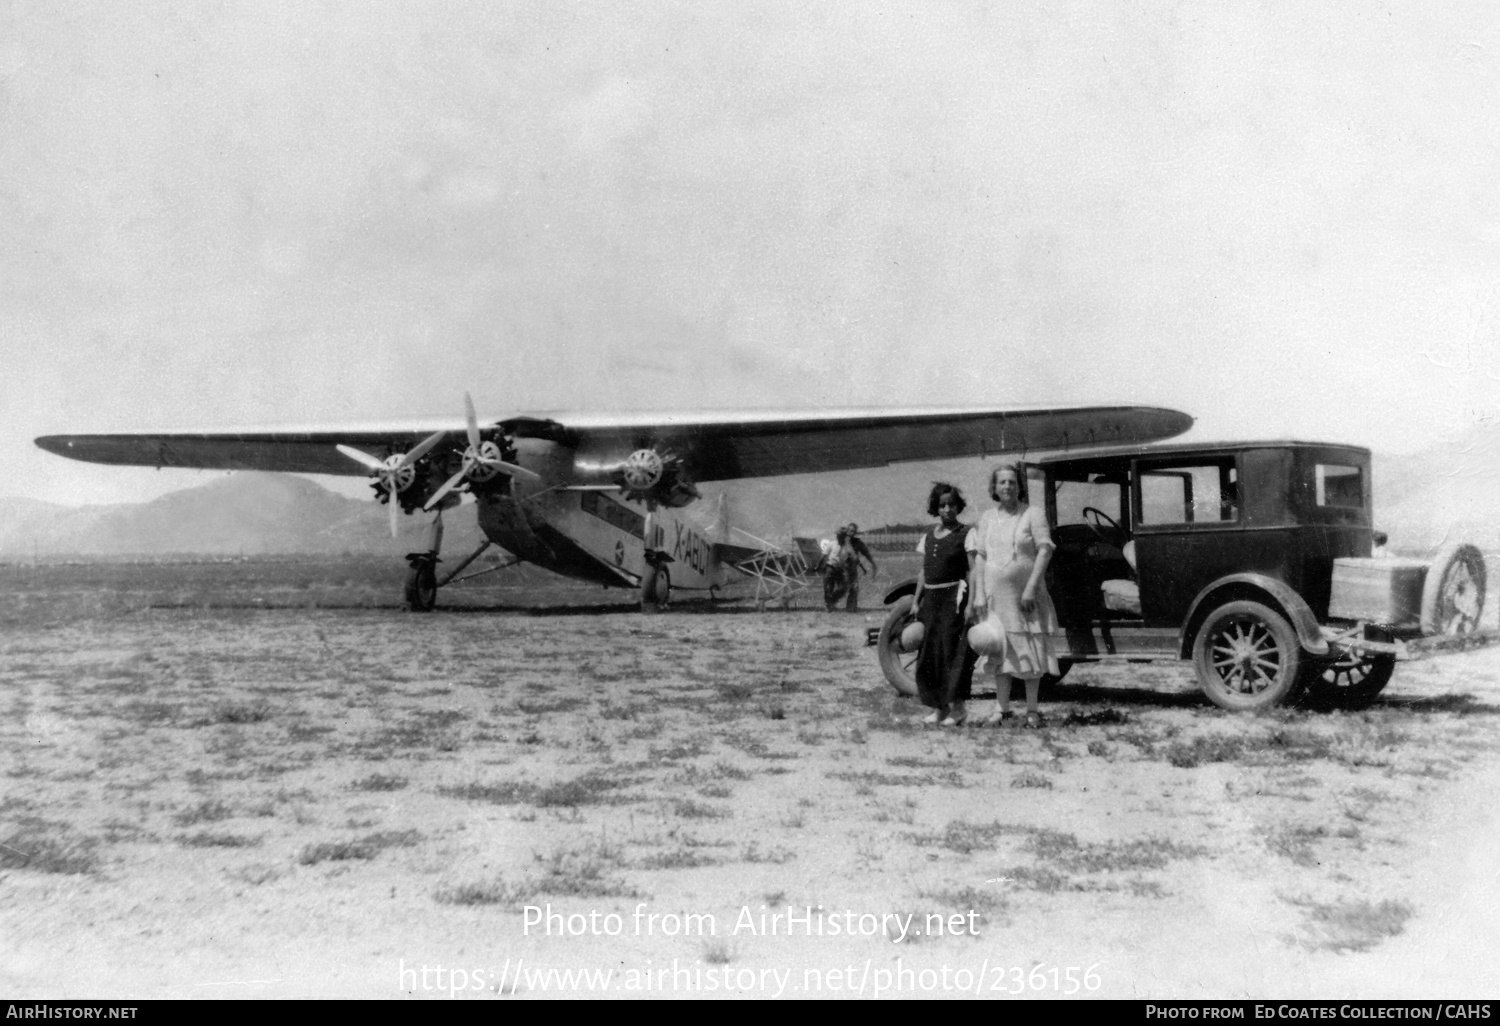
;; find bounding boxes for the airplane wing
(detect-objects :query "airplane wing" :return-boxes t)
[529,405,1194,482]
[35,405,1192,481]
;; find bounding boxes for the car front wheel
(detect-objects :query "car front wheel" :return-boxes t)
[1192,600,1304,711]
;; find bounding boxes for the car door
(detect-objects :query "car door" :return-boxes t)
[1130,453,1246,625]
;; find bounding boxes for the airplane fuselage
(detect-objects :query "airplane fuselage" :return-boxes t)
[471,439,726,593]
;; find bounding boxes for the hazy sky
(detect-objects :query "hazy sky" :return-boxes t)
[5,0,1498,505]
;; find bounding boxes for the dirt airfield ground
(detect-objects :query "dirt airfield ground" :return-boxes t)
[2,558,1499,1000]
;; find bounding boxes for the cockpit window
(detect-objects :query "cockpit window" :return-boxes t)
[1315,464,1363,508]
[1139,459,1238,525]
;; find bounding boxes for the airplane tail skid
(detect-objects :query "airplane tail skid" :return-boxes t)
[718,524,813,610]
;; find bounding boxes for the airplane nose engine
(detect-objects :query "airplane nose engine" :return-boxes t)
[617,447,699,507]
[621,449,666,490]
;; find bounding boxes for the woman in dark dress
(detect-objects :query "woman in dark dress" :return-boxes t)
[912,482,979,726]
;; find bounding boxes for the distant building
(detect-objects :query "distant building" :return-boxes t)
[855,524,927,553]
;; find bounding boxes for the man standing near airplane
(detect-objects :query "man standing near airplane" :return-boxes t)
[841,523,878,612]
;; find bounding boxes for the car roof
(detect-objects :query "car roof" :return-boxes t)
[1030,439,1372,466]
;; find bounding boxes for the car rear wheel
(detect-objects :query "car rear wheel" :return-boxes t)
[876,595,920,697]
[1192,600,1304,711]
[1305,628,1396,709]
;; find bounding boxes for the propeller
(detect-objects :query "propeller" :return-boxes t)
[337,430,447,538]
[423,392,540,511]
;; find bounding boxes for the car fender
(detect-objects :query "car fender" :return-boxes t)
[1179,573,1329,659]
[883,579,919,605]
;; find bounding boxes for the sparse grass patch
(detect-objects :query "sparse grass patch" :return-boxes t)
[652,740,709,761]
[228,863,281,886]
[638,848,724,870]
[831,769,966,788]
[286,723,336,741]
[1004,865,1075,893]
[918,885,1009,920]
[435,878,532,906]
[178,831,262,848]
[906,820,1032,855]
[673,799,730,820]
[517,696,585,715]
[703,938,733,965]
[522,839,642,900]
[1287,896,1415,953]
[209,702,272,725]
[298,829,421,865]
[1010,770,1054,789]
[1022,829,1204,873]
[121,700,180,726]
[351,773,408,792]
[742,842,795,864]
[710,760,752,781]
[439,772,636,808]
[173,799,235,826]
[1266,825,1329,868]
[0,832,100,874]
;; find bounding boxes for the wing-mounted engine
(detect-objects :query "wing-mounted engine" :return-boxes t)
[616,443,700,508]
[336,394,541,535]
[421,394,541,512]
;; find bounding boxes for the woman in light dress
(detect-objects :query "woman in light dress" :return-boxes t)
[966,463,1060,728]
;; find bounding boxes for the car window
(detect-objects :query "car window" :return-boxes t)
[1138,459,1238,525]
[1315,464,1363,508]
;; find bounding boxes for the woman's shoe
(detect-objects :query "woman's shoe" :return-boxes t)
[940,709,968,727]
[976,709,1008,727]
[1023,712,1044,730]
[921,709,943,725]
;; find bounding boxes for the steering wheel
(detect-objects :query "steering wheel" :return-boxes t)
[1082,506,1123,546]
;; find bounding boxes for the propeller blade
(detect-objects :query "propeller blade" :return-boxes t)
[424,463,472,511]
[336,444,386,472]
[389,489,401,538]
[464,392,481,452]
[396,429,448,470]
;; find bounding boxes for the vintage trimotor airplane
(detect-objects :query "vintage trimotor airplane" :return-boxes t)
[35,399,1193,611]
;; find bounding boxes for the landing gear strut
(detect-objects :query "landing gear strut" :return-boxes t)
[403,508,511,612]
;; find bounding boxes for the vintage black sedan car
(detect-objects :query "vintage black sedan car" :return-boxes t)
[877,440,1487,710]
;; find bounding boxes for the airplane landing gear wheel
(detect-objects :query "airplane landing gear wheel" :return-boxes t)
[405,558,437,612]
[641,563,670,612]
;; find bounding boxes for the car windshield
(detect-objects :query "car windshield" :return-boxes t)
[1052,470,1126,527]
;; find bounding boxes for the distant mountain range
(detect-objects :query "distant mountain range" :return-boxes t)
[0,473,485,558]
[3,426,1496,559]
